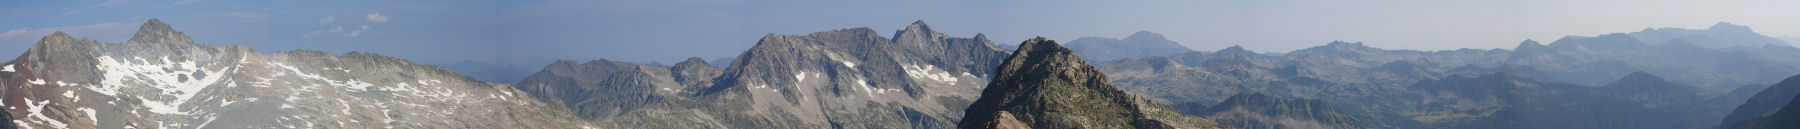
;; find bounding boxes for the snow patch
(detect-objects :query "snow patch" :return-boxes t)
[27,79,45,85]
[221,99,236,107]
[903,64,959,84]
[841,61,857,68]
[273,62,381,92]
[796,71,808,82]
[78,108,97,123]
[24,98,67,129]
[1,64,12,72]
[342,80,376,91]
[12,120,28,129]
[97,56,232,115]
[62,90,78,102]
[854,79,901,97]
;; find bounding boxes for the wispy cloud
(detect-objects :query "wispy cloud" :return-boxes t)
[56,0,127,18]
[320,15,336,25]
[0,22,135,43]
[189,12,269,19]
[173,0,202,6]
[302,25,376,38]
[365,13,388,23]
[305,12,390,38]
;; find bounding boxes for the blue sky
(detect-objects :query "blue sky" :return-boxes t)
[5,0,1800,66]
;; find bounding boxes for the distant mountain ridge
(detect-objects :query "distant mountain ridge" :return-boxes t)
[1063,31,1197,61]
[1090,22,1793,129]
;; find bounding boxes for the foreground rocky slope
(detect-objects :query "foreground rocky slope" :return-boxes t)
[958,37,1227,129]
[1721,74,1800,129]
[0,19,593,128]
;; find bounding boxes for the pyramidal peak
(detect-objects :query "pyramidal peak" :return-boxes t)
[127,18,195,45]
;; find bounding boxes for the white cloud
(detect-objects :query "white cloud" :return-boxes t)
[301,25,376,38]
[302,30,324,38]
[365,13,388,23]
[320,16,336,25]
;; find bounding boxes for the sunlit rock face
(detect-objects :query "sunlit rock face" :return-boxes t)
[0,19,594,129]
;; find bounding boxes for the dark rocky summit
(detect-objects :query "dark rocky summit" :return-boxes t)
[1721,74,1800,129]
[958,37,1228,129]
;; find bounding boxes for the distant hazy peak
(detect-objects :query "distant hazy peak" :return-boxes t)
[1710,22,1753,32]
[1214,45,1255,56]
[1322,41,1373,49]
[1124,31,1167,41]
[1516,39,1544,48]
[676,57,710,66]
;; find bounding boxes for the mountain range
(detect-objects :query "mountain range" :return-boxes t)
[4,19,1799,129]
[529,21,1014,128]
[1083,22,1800,129]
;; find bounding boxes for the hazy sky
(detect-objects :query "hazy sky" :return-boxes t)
[4,0,1800,65]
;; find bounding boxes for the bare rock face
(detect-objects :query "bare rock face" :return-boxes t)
[0,19,594,129]
[589,20,1012,128]
[514,58,711,121]
[959,37,1229,129]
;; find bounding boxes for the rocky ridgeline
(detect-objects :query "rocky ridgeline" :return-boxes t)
[0,19,593,128]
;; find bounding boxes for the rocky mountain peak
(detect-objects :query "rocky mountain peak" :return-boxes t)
[1516,39,1544,49]
[1214,45,1257,56]
[895,20,940,41]
[959,37,1225,129]
[126,18,194,45]
[674,57,711,68]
